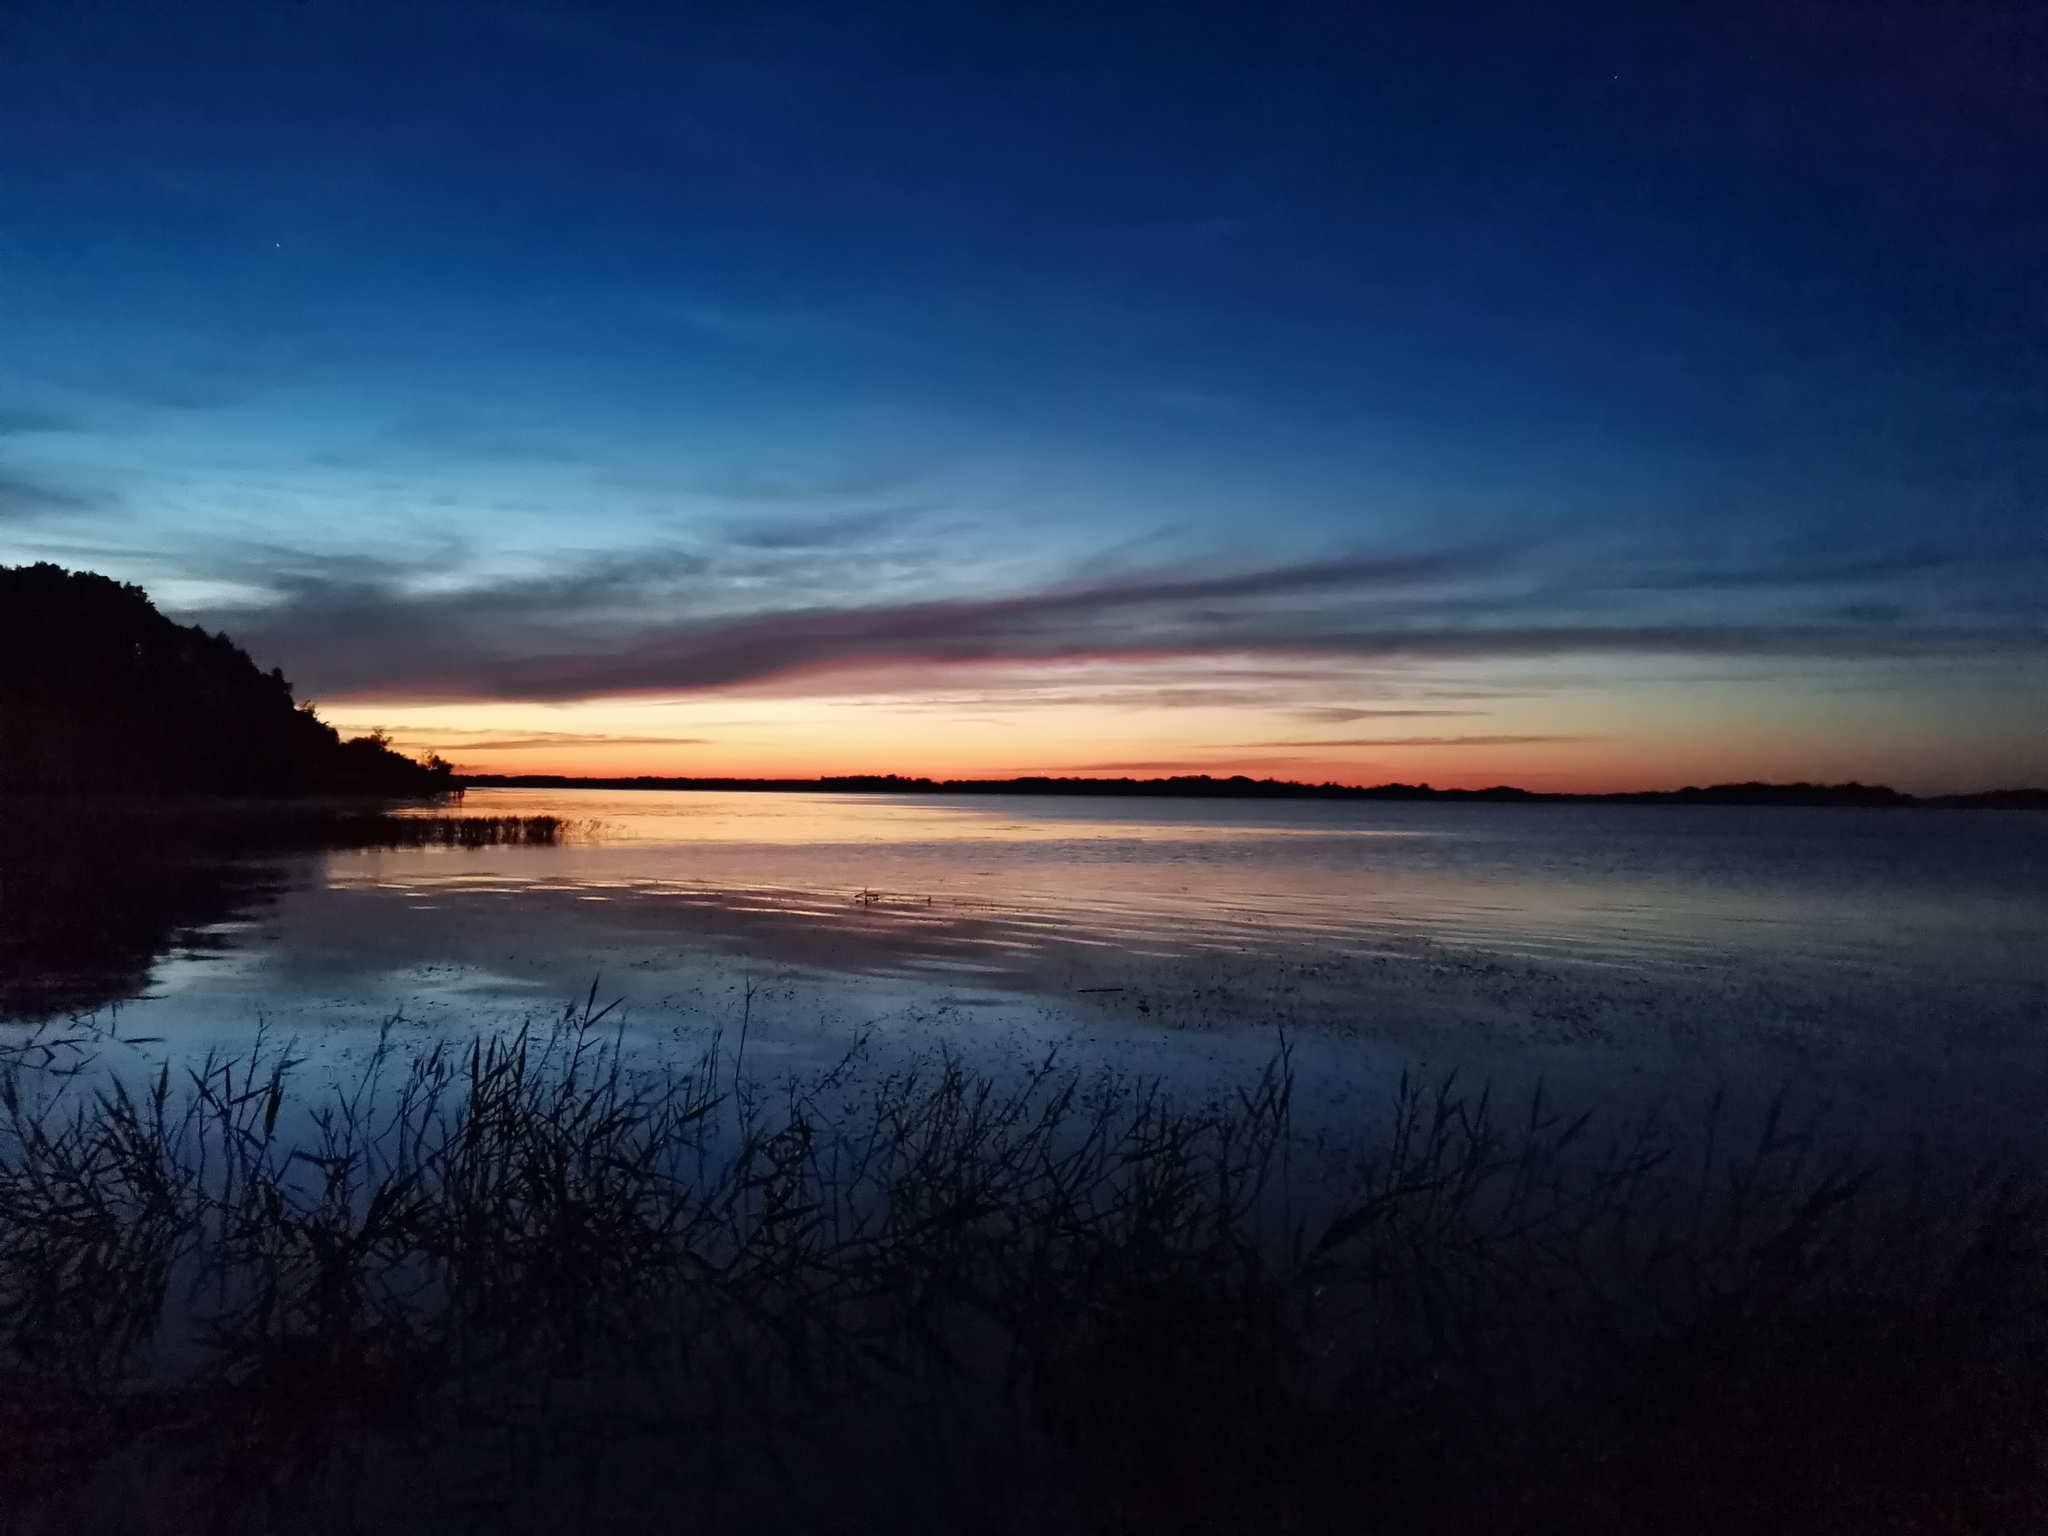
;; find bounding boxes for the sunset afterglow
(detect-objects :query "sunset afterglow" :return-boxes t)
[2,4,2041,792]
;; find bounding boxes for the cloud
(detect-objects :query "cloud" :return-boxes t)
[0,405,75,437]
[686,463,920,505]
[0,466,104,522]
[654,299,858,348]
[1632,548,1967,590]
[386,728,712,744]
[378,411,591,466]
[374,550,1505,698]
[188,537,2048,705]
[201,546,1479,697]
[417,735,713,752]
[722,507,927,551]
[1246,735,1606,748]
[427,611,2045,705]
[1287,707,1483,722]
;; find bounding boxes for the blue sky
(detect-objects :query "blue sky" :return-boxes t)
[1,0,2042,788]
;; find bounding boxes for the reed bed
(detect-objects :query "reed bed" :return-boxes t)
[0,1009,2042,1534]
[317,812,566,849]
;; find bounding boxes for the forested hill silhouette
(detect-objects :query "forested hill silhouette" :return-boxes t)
[0,563,450,796]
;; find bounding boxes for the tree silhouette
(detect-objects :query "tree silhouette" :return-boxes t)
[0,564,451,796]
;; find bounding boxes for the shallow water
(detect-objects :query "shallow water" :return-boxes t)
[9,790,2048,1141]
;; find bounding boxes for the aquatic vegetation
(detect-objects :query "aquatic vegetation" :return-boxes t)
[0,1012,2042,1533]
[314,812,565,849]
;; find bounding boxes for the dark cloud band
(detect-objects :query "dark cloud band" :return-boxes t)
[194,543,2048,704]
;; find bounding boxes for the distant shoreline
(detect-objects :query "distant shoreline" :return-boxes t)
[455,772,2048,810]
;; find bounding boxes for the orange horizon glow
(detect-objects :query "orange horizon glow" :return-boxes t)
[311,651,2045,797]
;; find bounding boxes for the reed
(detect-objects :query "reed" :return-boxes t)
[0,1011,2042,1533]
[313,812,566,849]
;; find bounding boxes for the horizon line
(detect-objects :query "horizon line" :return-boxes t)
[448,771,2048,808]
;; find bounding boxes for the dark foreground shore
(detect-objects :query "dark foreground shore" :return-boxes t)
[3,1010,2042,1535]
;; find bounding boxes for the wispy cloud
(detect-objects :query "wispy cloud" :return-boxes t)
[0,405,75,437]
[184,535,2048,705]
[378,411,592,466]
[0,466,105,523]
[1247,735,1606,748]
[421,735,713,752]
[1287,707,1484,722]
[721,507,927,552]
[654,299,859,348]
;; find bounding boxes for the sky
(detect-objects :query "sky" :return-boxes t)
[0,0,2042,792]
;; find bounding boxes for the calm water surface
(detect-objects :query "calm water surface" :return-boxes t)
[23,790,2048,1134]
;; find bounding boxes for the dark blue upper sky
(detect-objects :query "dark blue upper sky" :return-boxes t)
[1,0,2042,785]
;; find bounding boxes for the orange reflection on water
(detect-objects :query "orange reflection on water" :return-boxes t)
[406,788,1413,847]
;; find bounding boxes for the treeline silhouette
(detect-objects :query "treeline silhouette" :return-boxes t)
[0,564,450,796]
[463,771,2048,809]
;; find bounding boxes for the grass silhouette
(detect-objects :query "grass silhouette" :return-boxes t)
[0,1006,2042,1533]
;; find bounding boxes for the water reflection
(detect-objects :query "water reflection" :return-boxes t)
[0,804,561,1021]
[12,795,2045,1532]
[364,790,2048,991]
[5,793,2045,1113]
[0,811,291,1020]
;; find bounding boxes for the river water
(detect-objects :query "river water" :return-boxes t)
[12,789,2048,1144]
